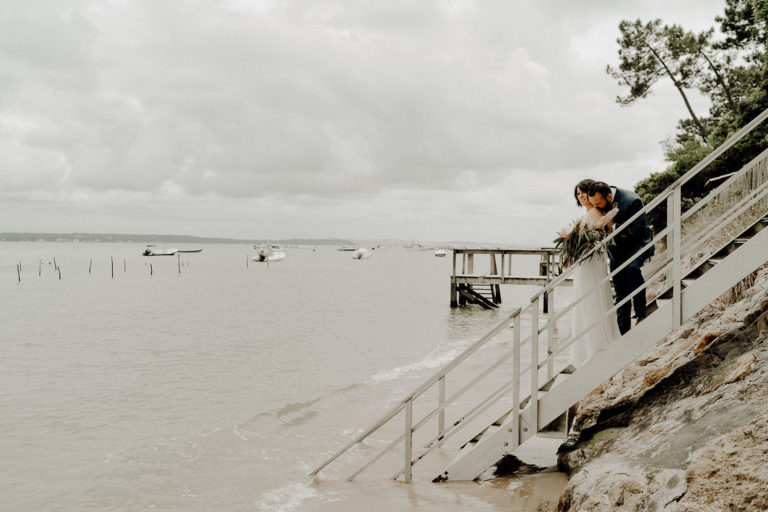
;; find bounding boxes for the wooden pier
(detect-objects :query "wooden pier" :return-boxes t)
[450,247,570,311]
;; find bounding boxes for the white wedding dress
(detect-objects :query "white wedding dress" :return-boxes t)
[570,213,622,368]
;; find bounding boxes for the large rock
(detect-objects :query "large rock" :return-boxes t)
[699,352,755,394]
[677,411,768,511]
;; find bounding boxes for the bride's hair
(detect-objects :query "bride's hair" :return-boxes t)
[574,179,595,206]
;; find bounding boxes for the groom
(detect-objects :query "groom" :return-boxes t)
[588,181,653,335]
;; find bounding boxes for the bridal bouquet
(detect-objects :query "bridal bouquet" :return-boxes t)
[553,207,618,268]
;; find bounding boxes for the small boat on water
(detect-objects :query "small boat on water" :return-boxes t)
[142,246,178,256]
[178,249,203,253]
[434,249,447,257]
[352,248,370,260]
[337,245,356,252]
[253,244,286,262]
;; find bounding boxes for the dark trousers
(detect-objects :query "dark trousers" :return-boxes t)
[610,256,647,335]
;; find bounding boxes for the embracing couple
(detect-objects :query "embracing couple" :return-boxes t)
[570,179,653,368]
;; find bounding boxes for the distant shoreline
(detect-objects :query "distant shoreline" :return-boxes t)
[0,232,496,248]
[0,233,356,246]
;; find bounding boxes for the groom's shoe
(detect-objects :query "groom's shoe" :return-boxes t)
[635,316,646,325]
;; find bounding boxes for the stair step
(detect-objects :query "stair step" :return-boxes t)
[537,430,568,439]
[518,367,573,409]
[734,238,750,245]
[460,371,573,450]
[467,426,497,446]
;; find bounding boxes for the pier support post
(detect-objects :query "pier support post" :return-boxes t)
[450,282,458,307]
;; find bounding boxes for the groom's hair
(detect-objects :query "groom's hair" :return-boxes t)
[588,181,612,198]
[574,179,595,206]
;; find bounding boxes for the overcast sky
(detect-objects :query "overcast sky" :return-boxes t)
[0,0,727,244]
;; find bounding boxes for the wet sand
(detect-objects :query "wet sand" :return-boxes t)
[302,469,568,511]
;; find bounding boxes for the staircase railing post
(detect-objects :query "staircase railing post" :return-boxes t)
[546,289,555,382]
[672,186,682,329]
[510,309,521,450]
[404,398,413,483]
[666,194,674,290]
[438,377,445,448]
[531,298,539,434]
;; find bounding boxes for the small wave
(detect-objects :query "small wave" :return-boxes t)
[366,343,470,385]
[276,397,322,424]
[254,482,318,512]
[275,384,368,425]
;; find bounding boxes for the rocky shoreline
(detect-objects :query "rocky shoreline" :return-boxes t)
[541,267,768,511]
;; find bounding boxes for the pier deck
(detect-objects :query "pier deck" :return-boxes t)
[450,247,571,310]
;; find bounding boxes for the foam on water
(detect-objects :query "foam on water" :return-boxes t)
[254,483,318,512]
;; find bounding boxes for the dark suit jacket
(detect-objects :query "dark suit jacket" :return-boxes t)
[610,186,653,264]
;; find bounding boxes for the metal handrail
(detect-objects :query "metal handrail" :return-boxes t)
[682,178,768,261]
[682,146,768,222]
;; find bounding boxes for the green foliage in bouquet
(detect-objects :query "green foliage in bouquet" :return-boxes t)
[553,221,615,268]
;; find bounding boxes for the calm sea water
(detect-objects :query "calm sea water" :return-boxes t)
[1,242,569,511]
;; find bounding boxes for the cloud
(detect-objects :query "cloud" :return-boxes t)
[0,0,728,243]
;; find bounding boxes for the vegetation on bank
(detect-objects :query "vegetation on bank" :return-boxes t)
[608,0,768,231]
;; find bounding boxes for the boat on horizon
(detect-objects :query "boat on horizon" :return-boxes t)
[434,249,447,257]
[142,246,178,256]
[253,244,285,262]
[337,245,356,251]
[177,249,203,253]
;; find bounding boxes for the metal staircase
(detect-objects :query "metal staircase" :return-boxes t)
[308,108,768,483]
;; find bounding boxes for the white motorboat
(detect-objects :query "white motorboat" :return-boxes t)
[253,244,286,262]
[434,249,447,257]
[352,248,370,260]
[337,245,357,251]
[142,246,178,256]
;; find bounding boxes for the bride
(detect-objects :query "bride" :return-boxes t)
[569,179,621,368]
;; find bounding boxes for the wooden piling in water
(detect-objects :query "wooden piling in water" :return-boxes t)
[150,263,153,276]
[89,259,92,274]
[17,263,21,282]
[58,266,61,280]
[111,256,114,279]
[177,253,181,274]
